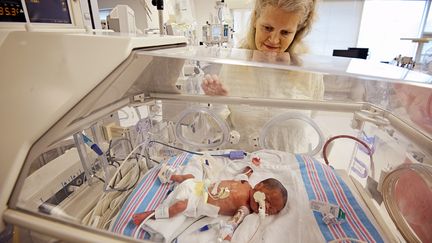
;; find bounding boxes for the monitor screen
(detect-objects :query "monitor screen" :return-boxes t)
[0,0,26,22]
[25,0,71,24]
[212,25,221,38]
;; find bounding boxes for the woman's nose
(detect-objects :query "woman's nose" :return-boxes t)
[268,32,280,44]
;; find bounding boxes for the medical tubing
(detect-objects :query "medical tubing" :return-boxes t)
[322,135,374,174]
[247,220,262,243]
[175,106,230,149]
[139,143,149,172]
[106,141,147,191]
[106,138,135,166]
[92,164,141,192]
[148,140,245,158]
[259,112,325,156]
[134,212,155,239]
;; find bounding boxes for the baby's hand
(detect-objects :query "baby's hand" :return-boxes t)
[201,74,228,96]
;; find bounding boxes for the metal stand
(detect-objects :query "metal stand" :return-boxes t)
[152,0,165,35]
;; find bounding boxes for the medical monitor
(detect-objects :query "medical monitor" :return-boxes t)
[0,0,72,24]
[0,0,26,22]
[25,0,71,24]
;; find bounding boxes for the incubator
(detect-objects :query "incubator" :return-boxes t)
[1,34,432,242]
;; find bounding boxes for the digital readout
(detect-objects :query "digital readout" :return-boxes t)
[0,0,26,22]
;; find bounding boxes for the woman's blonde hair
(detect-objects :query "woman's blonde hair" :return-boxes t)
[239,0,316,54]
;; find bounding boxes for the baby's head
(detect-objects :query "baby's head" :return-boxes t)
[249,178,287,215]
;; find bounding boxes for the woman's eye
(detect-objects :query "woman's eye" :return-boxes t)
[264,26,273,32]
[281,30,290,36]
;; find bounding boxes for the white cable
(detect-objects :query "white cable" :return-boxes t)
[106,141,147,190]
[259,112,325,156]
[139,143,149,172]
[133,212,156,239]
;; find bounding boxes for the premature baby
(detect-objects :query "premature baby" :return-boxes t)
[132,165,287,240]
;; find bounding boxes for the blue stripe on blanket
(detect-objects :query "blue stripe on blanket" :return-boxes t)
[111,152,193,239]
[295,154,384,243]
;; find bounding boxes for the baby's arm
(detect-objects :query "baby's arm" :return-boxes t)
[220,206,250,241]
[234,166,253,182]
[238,157,260,179]
[242,166,253,178]
[132,199,189,225]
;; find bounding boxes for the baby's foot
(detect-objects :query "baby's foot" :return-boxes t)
[133,211,154,226]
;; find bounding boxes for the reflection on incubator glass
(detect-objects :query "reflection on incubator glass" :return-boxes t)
[4,45,432,243]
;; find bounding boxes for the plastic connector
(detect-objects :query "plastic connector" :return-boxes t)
[82,135,103,156]
[228,150,245,160]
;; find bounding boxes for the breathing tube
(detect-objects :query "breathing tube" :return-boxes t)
[259,112,325,156]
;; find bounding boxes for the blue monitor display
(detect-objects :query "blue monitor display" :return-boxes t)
[0,0,26,22]
[25,0,71,24]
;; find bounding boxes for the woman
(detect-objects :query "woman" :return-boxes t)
[203,0,319,95]
[202,0,324,153]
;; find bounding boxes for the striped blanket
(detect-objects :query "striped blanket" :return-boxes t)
[110,152,193,239]
[296,154,384,243]
[110,151,384,242]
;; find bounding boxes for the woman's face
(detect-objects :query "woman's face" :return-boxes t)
[254,5,301,53]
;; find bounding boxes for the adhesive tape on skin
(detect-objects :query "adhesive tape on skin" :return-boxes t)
[253,191,266,218]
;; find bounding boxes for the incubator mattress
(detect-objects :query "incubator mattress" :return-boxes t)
[110,150,385,243]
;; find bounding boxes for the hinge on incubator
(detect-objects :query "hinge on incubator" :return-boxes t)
[131,93,146,104]
[351,109,390,130]
[248,133,260,149]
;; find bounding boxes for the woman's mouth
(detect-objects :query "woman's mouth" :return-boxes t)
[264,44,279,51]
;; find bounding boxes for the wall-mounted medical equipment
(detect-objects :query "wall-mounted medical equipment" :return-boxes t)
[202,0,233,46]
[106,5,137,34]
[202,23,231,46]
[152,0,165,34]
[1,29,432,243]
[0,0,106,31]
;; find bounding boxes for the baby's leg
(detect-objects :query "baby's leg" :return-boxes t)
[170,174,195,183]
[132,200,189,225]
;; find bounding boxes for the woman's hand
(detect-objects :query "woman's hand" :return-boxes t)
[201,74,228,96]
